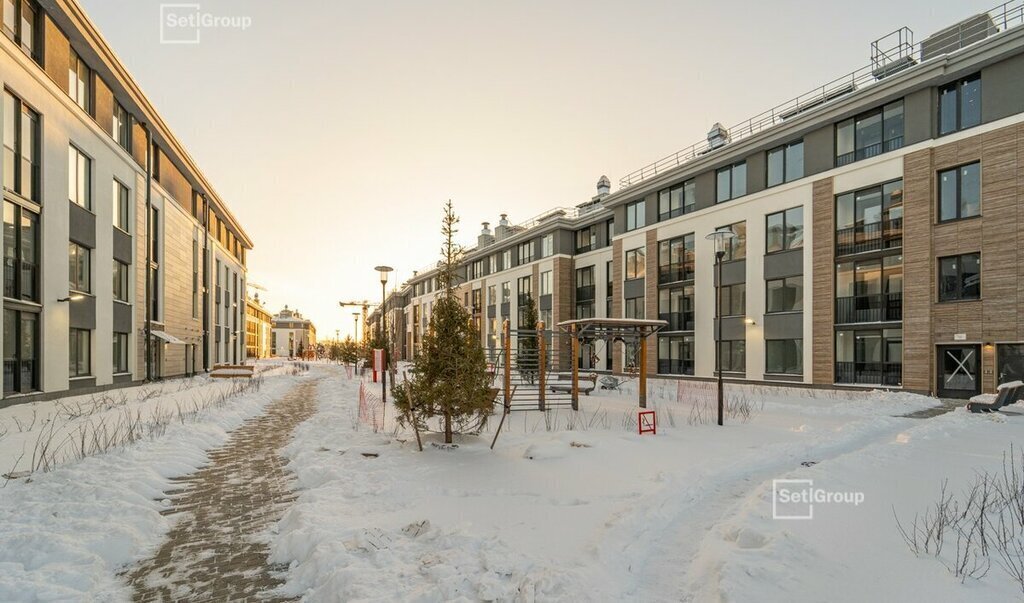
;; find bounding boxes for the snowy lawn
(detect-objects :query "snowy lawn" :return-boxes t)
[272,365,1024,601]
[0,361,308,601]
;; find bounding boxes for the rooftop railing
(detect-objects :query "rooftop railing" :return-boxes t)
[618,0,1024,190]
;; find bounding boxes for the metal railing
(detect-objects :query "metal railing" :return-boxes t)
[836,292,903,323]
[835,361,903,386]
[618,0,1024,190]
[836,217,903,256]
[575,285,596,302]
[659,311,695,332]
[658,264,695,285]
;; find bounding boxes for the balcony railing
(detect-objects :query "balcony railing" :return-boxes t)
[835,137,905,167]
[658,359,695,375]
[835,361,902,386]
[576,285,596,302]
[658,265,695,285]
[836,292,902,323]
[659,312,695,332]
[836,217,903,256]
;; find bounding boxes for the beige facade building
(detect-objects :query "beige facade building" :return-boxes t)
[271,306,316,358]
[246,294,272,360]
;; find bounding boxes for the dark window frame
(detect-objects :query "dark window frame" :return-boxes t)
[938,73,981,136]
[937,162,981,223]
[716,162,747,203]
[938,252,981,302]
[766,276,803,314]
[766,339,803,375]
[69,328,91,378]
[658,179,695,221]
[625,200,646,231]
[3,201,38,302]
[835,100,904,166]
[625,247,646,281]
[658,233,695,284]
[766,140,804,187]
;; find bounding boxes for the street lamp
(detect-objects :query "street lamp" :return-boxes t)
[705,228,736,427]
[374,265,393,406]
[352,312,361,342]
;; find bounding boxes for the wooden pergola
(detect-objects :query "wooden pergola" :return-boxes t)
[556,318,668,408]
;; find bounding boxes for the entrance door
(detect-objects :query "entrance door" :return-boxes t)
[938,345,981,398]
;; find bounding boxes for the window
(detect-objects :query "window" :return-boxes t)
[658,179,695,220]
[938,163,980,222]
[938,253,980,302]
[488,255,497,274]
[3,202,38,301]
[502,249,512,271]
[720,283,746,317]
[486,285,496,307]
[659,285,694,331]
[766,340,802,375]
[625,247,646,280]
[69,329,91,377]
[68,50,92,113]
[718,340,746,373]
[835,100,903,166]
[113,103,131,150]
[469,260,484,280]
[835,256,903,323]
[939,73,981,135]
[501,281,510,304]
[113,332,129,374]
[835,180,904,255]
[69,242,91,293]
[624,297,644,319]
[625,200,645,231]
[517,241,534,265]
[113,260,129,302]
[766,277,803,313]
[192,238,199,318]
[716,162,747,202]
[3,308,37,393]
[658,334,694,375]
[716,222,746,261]
[517,275,531,302]
[658,234,694,284]
[541,234,554,258]
[606,261,613,316]
[112,179,130,232]
[606,218,615,242]
[68,145,92,210]
[576,225,597,253]
[766,207,804,253]
[835,328,902,386]
[540,270,552,296]
[2,0,39,59]
[150,207,160,319]
[767,141,804,187]
[3,91,40,201]
[471,288,482,312]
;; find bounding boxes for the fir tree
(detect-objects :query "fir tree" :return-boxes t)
[393,201,493,443]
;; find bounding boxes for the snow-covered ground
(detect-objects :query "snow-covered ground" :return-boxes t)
[0,361,307,600]
[2,362,1022,601]
[270,365,1024,602]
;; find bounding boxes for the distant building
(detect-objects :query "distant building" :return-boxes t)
[246,294,272,359]
[271,306,316,357]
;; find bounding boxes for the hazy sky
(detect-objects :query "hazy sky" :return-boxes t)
[79,0,990,339]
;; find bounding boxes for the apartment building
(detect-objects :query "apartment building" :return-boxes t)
[245,294,272,359]
[401,5,1024,398]
[1,0,251,404]
[271,306,316,357]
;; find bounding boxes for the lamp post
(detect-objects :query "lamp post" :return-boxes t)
[374,265,393,405]
[705,229,736,426]
[352,312,361,342]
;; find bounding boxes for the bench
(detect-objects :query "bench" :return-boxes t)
[966,381,1024,413]
[548,372,597,395]
[210,364,255,379]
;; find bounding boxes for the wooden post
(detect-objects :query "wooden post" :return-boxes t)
[503,319,511,412]
[571,323,579,411]
[639,334,648,408]
[537,321,546,411]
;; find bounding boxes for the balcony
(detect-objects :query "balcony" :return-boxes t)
[836,137,904,167]
[576,285,596,302]
[659,312,695,332]
[836,217,903,256]
[658,360,694,375]
[658,265,694,285]
[835,361,902,386]
[835,292,902,324]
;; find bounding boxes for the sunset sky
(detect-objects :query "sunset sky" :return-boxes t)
[79,0,991,339]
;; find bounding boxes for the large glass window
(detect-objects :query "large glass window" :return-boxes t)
[716,162,747,202]
[3,202,38,301]
[767,141,804,187]
[3,91,39,201]
[540,270,552,296]
[939,73,981,136]
[835,100,904,166]
[766,207,803,253]
[501,281,510,304]
[625,247,646,280]
[658,179,695,220]
[720,283,746,317]
[2,0,38,59]
[997,344,1024,384]
[112,179,130,232]
[624,297,644,319]
[835,180,904,256]
[658,233,694,284]
[69,242,91,293]
[938,162,980,222]
[113,332,129,374]
[3,308,37,393]
[625,200,646,231]
[718,340,746,373]
[576,225,597,253]
[835,328,902,386]
[113,103,131,150]
[659,285,694,331]
[716,222,746,261]
[68,50,92,113]
[540,234,554,258]
[766,277,803,313]
[658,334,694,375]
[517,241,534,265]
[69,145,92,210]
[938,253,980,302]
[69,328,91,377]
[766,339,803,375]
[113,260,129,302]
